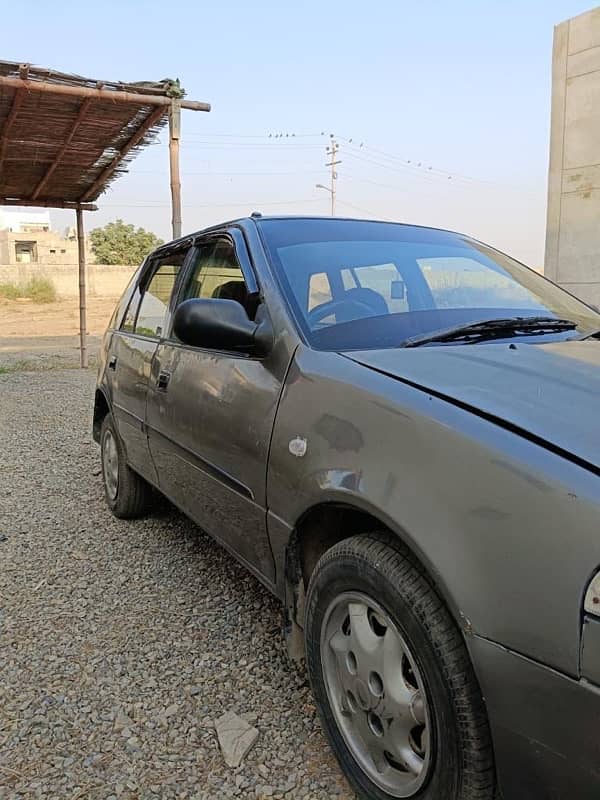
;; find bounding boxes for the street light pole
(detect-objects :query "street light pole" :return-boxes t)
[315,182,333,213]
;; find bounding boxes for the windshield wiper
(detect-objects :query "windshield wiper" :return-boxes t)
[401,316,578,348]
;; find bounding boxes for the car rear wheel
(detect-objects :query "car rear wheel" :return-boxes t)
[305,533,495,800]
[100,415,152,519]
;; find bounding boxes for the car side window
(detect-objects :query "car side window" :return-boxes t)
[121,287,142,332]
[180,238,252,316]
[132,252,187,338]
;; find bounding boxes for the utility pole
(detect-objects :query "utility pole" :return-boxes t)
[325,136,341,216]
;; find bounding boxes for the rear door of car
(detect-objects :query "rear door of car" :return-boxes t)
[144,229,286,586]
[108,247,188,484]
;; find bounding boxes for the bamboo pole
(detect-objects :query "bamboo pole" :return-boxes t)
[0,75,211,111]
[76,208,88,369]
[169,99,182,239]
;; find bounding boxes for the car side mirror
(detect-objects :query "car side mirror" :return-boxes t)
[173,298,273,355]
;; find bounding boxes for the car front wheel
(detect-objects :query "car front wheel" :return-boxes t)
[305,533,495,800]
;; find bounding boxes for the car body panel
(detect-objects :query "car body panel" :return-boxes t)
[108,332,159,485]
[346,340,600,471]
[470,635,600,800]
[581,616,600,686]
[267,345,600,677]
[145,339,286,583]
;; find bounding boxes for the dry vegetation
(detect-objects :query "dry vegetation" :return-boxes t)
[0,277,57,304]
[0,295,118,338]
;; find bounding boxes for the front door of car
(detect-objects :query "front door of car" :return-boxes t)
[109,250,186,484]
[145,233,285,585]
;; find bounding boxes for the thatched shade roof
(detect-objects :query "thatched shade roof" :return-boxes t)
[0,61,210,209]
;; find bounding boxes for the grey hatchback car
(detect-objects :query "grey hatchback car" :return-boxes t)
[94,216,600,800]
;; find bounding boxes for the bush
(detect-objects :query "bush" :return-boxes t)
[25,277,57,303]
[0,282,21,300]
[0,277,57,303]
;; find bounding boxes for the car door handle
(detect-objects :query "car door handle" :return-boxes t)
[157,369,171,391]
[108,355,117,370]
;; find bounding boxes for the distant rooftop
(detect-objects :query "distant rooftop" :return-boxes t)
[0,208,51,231]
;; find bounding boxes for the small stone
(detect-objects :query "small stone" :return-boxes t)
[125,736,140,753]
[215,711,259,768]
[114,711,133,732]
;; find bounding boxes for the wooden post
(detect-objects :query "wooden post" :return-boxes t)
[76,208,88,368]
[169,99,182,239]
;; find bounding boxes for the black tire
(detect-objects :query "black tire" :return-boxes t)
[305,532,495,800]
[99,414,152,519]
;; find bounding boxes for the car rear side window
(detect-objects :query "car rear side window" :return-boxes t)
[131,252,187,338]
[121,287,142,332]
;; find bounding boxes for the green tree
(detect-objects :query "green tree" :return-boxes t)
[90,219,163,265]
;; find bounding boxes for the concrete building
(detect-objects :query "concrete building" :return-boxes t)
[546,6,600,306]
[0,209,84,266]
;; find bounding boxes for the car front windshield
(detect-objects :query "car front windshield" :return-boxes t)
[258,218,600,350]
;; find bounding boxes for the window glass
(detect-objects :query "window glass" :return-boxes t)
[308,272,332,310]
[258,217,600,351]
[352,263,409,314]
[116,262,146,331]
[418,256,537,309]
[135,253,186,338]
[121,287,141,332]
[182,239,248,309]
[341,269,357,290]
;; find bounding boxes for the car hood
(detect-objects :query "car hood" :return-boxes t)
[346,340,600,470]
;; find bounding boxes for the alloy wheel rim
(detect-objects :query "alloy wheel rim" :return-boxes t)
[102,429,119,500]
[321,591,432,797]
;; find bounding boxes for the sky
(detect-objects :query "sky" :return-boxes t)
[2,0,596,266]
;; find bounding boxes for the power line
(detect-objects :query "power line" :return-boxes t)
[128,169,326,176]
[180,132,327,140]
[344,144,452,182]
[336,199,385,219]
[343,165,455,192]
[152,141,325,150]
[151,128,512,187]
[344,148,463,187]
[101,198,321,209]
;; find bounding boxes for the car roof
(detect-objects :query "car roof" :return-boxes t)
[153,215,469,255]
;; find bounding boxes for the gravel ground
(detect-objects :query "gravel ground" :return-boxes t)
[0,369,352,800]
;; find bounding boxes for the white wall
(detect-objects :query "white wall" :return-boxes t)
[546,6,600,307]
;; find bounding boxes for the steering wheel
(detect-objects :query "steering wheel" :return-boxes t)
[308,297,376,326]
